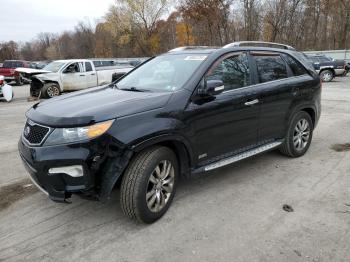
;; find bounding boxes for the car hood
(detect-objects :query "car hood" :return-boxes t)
[26,86,172,127]
[15,68,52,75]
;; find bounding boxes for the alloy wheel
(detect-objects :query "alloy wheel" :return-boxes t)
[47,86,60,97]
[293,119,310,151]
[146,160,175,213]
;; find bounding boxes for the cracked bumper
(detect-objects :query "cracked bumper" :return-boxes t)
[18,138,95,202]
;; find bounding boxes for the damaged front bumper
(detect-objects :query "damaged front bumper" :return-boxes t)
[18,139,95,202]
[18,136,131,203]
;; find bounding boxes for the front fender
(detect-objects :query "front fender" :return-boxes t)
[131,133,195,164]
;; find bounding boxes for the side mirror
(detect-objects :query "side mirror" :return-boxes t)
[198,79,224,97]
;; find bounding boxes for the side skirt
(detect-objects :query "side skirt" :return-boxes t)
[192,140,283,174]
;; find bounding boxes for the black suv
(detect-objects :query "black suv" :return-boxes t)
[19,42,321,223]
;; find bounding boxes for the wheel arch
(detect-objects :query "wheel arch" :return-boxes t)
[98,135,195,201]
[286,104,317,132]
[301,107,316,127]
[43,80,61,90]
[131,134,195,178]
[319,67,335,77]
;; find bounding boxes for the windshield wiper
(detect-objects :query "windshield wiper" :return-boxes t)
[119,87,151,92]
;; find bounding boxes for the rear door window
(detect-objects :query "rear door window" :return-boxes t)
[281,54,308,76]
[85,62,93,72]
[206,52,251,91]
[252,53,288,83]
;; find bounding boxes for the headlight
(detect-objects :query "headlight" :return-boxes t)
[44,120,114,146]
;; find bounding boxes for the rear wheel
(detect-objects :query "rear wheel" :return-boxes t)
[279,111,313,158]
[42,83,60,98]
[320,69,334,82]
[120,146,179,223]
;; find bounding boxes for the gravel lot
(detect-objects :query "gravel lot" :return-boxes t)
[0,78,350,262]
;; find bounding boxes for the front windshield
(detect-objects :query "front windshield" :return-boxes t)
[43,61,66,73]
[116,54,207,92]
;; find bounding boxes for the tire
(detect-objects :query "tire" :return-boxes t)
[42,83,60,98]
[120,146,179,223]
[320,69,334,82]
[279,111,314,158]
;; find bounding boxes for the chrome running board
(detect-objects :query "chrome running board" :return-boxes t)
[203,141,282,172]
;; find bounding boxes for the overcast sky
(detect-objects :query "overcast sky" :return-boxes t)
[0,0,116,42]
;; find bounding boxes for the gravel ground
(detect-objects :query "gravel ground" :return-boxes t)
[0,78,349,262]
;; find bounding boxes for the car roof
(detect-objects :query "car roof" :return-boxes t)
[54,59,91,63]
[165,46,300,56]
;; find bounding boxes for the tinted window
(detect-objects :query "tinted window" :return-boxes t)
[281,54,308,76]
[253,54,287,83]
[206,53,251,91]
[85,62,92,72]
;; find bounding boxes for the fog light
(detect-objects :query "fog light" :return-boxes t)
[49,165,84,177]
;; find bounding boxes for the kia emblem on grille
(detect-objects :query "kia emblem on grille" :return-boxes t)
[24,126,31,137]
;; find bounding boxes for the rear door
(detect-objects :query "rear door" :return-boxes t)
[250,51,303,143]
[187,52,260,164]
[84,62,98,88]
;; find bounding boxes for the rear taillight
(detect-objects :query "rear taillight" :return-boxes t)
[0,79,4,86]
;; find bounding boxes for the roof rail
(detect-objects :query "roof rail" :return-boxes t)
[168,46,219,52]
[223,41,296,50]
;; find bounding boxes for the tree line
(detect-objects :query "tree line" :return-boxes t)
[1,0,349,62]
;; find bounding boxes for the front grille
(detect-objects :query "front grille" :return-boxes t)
[23,120,50,145]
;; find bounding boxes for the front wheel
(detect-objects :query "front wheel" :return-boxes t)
[279,111,314,158]
[120,146,179,223]
[42,83,60,98]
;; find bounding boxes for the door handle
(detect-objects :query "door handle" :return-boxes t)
[79,74,85,77]
[244,99,259,106]
[90,73,96,76]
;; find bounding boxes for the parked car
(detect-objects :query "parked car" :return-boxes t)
[306,54,346,82]
[16,59,134,98]
[0,60,30,85]
[19,42,321,223]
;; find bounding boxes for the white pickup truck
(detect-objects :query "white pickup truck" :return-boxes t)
[16,59,134,98]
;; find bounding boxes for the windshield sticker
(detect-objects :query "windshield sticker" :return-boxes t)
[184,56,207,61]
